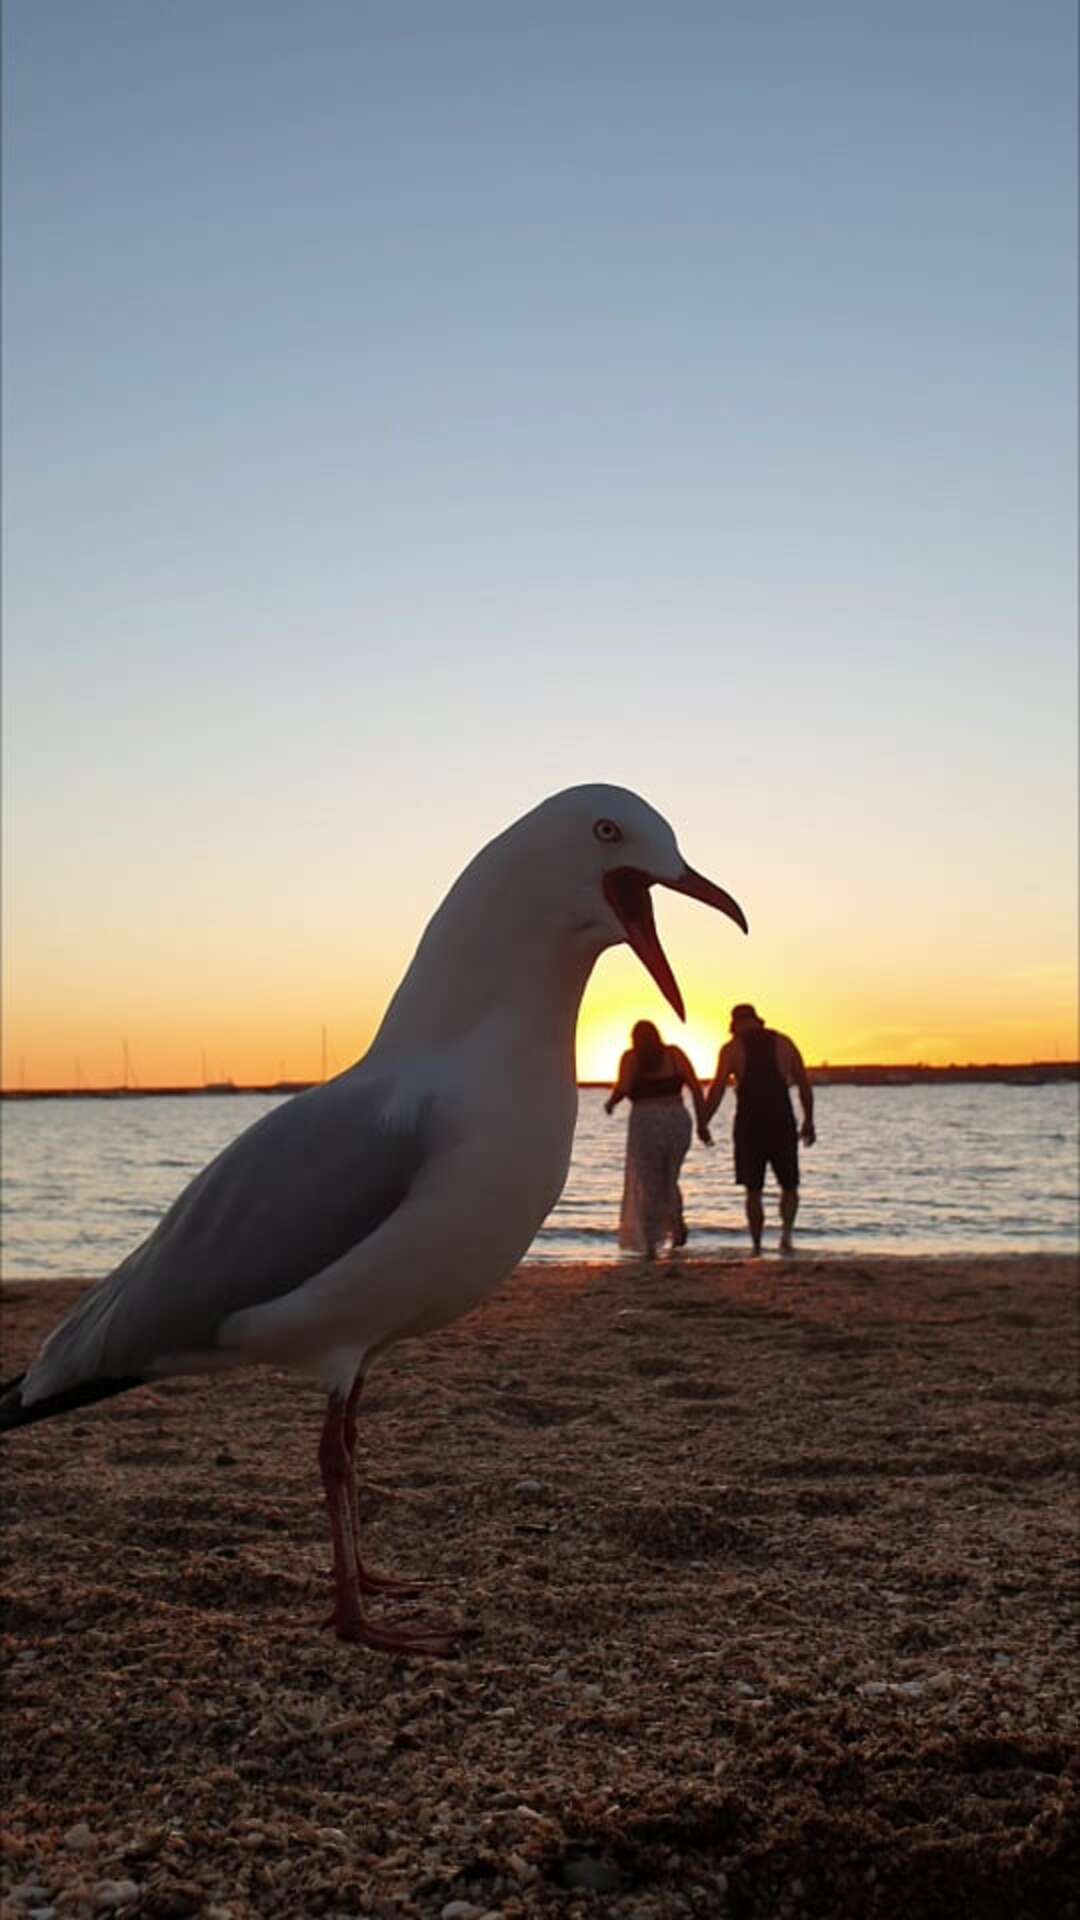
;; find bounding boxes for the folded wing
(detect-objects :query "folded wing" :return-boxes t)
[21,1074,433,1405]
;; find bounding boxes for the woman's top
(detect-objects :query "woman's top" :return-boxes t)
[628,1049,684,1102]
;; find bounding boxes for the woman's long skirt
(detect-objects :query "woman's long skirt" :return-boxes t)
[618,1097,693,1255]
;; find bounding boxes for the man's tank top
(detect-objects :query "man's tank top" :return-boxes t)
[736,1027,793,1124]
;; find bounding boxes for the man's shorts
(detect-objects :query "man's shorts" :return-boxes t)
[734,1118,799,1192]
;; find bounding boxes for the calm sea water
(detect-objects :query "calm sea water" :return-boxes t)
[1,1084,1076,1279]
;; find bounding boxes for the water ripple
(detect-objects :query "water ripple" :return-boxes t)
[0,1083,1077,1279]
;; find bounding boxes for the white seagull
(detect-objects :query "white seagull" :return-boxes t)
[1,784,746,1653]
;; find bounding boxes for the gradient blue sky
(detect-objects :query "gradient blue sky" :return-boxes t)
[3,0,1077,1086]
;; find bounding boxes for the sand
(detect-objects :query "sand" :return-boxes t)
[1,1253,1077,1920]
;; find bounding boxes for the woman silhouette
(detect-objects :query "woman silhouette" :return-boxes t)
[605,1021,711,1258]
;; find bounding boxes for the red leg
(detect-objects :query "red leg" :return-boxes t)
[319,1390,364,1640]
[319,1389,466,1655]
[341,1377,431,1598]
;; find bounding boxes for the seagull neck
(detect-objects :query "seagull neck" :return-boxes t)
[368,926,601,1070]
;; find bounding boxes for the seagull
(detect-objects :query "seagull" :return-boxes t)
[0,784,746,1653]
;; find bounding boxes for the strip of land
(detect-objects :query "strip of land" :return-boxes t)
[1,1253,1077,1919]
[2,1062,1077,1098]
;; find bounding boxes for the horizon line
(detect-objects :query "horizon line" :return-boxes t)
[2,1059,1077,1100]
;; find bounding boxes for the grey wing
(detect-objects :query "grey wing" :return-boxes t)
[24,1073,433,1400]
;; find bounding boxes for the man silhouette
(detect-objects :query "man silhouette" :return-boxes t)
[704,1004,816,1255]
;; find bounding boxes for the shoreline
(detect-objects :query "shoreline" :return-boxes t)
[3,1246,1078,1291]
[3,1252,1077,1919]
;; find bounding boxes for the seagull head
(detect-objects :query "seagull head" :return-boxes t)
[514,784,748,1021]
[371,783,748,1058]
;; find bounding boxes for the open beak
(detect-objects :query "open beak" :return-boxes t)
[602,865,748,1021]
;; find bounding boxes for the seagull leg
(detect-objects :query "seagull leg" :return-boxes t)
[319,1390,464,1656]
[342,1376,430,1599]
[320,1390,366,1640]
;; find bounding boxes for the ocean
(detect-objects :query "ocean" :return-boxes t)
[1,1083,1076,1279]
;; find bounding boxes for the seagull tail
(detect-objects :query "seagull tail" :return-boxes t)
[0,1371,145,1433]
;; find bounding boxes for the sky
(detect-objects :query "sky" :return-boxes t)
[2,0,1077,1088]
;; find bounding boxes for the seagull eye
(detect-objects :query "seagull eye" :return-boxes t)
[593,818,622,843]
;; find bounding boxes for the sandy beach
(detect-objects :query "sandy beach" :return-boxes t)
[1,1253,1077,1919]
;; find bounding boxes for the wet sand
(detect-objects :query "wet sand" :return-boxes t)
[1,1253,1077,1918]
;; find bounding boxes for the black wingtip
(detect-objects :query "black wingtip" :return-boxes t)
[0,1372,144,1433]
[0,1372,28,1431]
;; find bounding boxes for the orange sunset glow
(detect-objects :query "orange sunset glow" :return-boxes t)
[3,917,1076,1092]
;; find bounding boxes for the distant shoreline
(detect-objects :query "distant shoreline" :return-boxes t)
[2,1061,1076,1100]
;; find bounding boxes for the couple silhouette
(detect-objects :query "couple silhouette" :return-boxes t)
[605,1004,816,1257]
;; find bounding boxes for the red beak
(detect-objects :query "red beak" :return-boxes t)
[603,866,748,1021]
